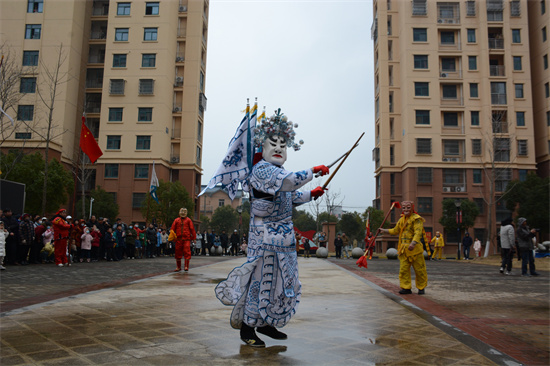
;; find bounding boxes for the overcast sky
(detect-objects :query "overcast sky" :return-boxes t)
[202,0,375,214]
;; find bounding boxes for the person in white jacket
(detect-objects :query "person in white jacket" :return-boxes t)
[0,221,7,270]
[499,217,515,275]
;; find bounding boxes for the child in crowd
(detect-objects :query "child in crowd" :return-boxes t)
[80,227,93,263]
[474,237,482,258]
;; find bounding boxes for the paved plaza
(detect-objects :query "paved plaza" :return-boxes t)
[0,255,548,365]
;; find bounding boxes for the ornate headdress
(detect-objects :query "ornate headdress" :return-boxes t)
[253,108,304,151]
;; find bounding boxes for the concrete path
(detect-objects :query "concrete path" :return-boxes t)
[1,256,548,365]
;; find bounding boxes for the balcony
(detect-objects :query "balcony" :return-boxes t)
[491,93,507,105]
[86,79,103,89]
[173,104,182,113]
[92,1,109,16]
[488,38,504,49]
[175,54,184,63]
[489,65,505,76]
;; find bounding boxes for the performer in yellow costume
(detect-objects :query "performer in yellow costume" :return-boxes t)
[430,231,445,260]
[379,201,428,295]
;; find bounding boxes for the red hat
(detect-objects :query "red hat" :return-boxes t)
[55,209,66,215]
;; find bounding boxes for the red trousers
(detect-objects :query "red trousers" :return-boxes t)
[175,240,191,260]
[54,239,68,265]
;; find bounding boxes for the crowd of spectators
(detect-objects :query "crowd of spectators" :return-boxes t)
[0,208,248,270]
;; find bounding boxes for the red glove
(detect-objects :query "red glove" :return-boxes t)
[311,186,326,198]
[313,165,329,176]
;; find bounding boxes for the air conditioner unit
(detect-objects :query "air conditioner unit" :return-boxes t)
[173,107,181,112]
[455,186,466,192]
[441,72,448,77]
[171,157,180,163]
[179,6,187,12]
[176,57,184,62]
[443,157,459,162]
[437,19,443,23]
[443,187,451,192]
[176,76,183,83]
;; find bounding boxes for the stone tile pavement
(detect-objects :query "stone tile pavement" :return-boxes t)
[0,255,548,365]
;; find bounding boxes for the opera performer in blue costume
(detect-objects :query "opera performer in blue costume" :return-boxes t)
[207,104,329,347]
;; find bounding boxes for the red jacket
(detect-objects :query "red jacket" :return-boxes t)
[52,216,71,240]
[170,217,196,241]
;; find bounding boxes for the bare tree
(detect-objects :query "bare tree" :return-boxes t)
[28,44,70,214]
[476,109,519,257]
[323,188,343,244]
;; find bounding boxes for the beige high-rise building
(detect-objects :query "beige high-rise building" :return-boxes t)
[0,0,209,223]
[372,0,548,255]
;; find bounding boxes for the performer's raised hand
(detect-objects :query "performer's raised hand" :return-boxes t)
[311,186,326,198]
[312,165,329,176]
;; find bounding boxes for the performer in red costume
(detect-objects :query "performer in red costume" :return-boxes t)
[170,208,196,272]
[52,209,71,267]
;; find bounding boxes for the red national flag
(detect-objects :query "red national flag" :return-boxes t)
[80,116,103,163]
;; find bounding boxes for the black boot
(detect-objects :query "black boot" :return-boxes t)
[257,325,287,340]
[240,323,265,347]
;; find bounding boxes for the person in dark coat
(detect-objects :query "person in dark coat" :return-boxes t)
[2,208,19,265]
[229,230,240,256]
[146,223,157,258]
[334,234,344,259]
[18,214,35,265]
[220,230,229,256]
[516,217,540,277]
[462,232,473,260]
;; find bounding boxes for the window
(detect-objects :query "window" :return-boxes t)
[17,105,34,120]
[106,135,121,150]
[516,111,525,126]
[142,54,156,67]
[542,0,546,14]
[474,198,484,214]
[138,108,153,122]
[197,146,202,165]
[414,55,428,69]
[134,164,149,179]
[442,84,457,99]
[443,169,464,185]
[517,140,528,156]
[415,82,429,96]
[412,0,427,15]
[132,193,146,208]
[467,29,476,43]
[487,0,504,21]
[218,199,225,207]
[20,77,36,93]
[491,82,507,104]
[197,120,202,140]
[115,28,129,41]
[416,138,431,154]
[515,84,524,98]
[466,0,476,16]
[471,111,480,126]
[543,27,547,42]
[145,2,159,15]
[473,169,482,184]
[117,3,131,15]
[136,136,151,150]
[444,140,460,156]
[468,56,477,70]
[15,132,32,139]
[510,0,520,16]
[441,58,456,71]
[440,31,455,45]
[413,28,427,42]
[492,110,508,133]
[416,110,430,125]
[443,112,459,127]
[113,54,127,68]
[513,56,522,71]
[22,51,39,66]
[27,0,43,13]
[139,79,154,95]
[494,138,510,162]
[105,164,119,178]
[512,29,521,43]
[108,107,123,122]
[109,79,125,95]
[547,111,550,126]
[472,139,482,155]
[545,82,549,98]
[200,72,205,92]
[417,167,432,183]
[519,169,528,181]
[544,54,548,70]
[417,198,432,214]
[144,28,158,41]
[470,83,479,98]
[25,24,41,39]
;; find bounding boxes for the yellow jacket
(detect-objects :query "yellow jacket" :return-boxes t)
[388,213,425,258]
[430,236,445,247]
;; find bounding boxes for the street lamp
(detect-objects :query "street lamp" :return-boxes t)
[236,206,243,236]
[455,199,462,260]
[89,197,95,219]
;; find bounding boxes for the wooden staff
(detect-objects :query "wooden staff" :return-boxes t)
[321,132,364,190]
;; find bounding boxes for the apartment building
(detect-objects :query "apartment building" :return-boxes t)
[372,0,547,255]
[0,0,209,223]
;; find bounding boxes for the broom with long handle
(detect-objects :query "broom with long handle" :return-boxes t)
[356,201,401,268]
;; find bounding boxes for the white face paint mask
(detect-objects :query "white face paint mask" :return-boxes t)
[262,135,287,166]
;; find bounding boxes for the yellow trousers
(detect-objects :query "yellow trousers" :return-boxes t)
[431,247,443,260]
[398,253,428,290]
